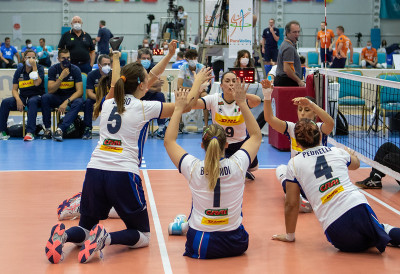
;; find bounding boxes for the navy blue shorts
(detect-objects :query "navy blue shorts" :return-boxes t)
[325,203,390,252]
[183,225,249,259]
[320,48,333,63]
[225,137,258,169]
[264,47,278,62]
[80,168,150,232]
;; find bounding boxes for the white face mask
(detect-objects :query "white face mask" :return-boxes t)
[101,65,111,74]
[73,23,82,31]
[188,60,197,68]
[163,45,168,50]
[144,43,149,48]
[240,58,249,66]
[27,44,32,48]
[25,59,32,67]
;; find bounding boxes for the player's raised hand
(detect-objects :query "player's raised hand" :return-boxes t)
[261,79,273,100]
[174,88,189,111]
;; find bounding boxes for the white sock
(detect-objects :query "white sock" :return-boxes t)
[383,223,394,234]
[130,232,150,249]
[105,234,111,246]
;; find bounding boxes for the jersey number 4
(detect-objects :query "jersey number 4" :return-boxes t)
[107,106,122,134]
[314,155,333,180]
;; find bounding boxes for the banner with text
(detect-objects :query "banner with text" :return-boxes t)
[229,0,253,58]
[203,0,221,45]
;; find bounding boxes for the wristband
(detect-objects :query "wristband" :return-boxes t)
[262,88,273,101]
[286,233,295,241]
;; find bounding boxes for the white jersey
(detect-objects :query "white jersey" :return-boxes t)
[286,146,368,231]
[202,93,247,144]
[284,121,327,158]
[87,94,162,175]
[179,149,250,232]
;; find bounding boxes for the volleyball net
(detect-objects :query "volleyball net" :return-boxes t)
[316,69,400,180]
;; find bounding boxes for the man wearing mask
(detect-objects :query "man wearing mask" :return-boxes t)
[58,16,95,74]
[0,37,20,68]
[361,41,379,68]
[41,49,84,141]
[275,21,304,87]
[137,48,167,139]
[138,38,152,50]
[179,41,186,53]
[96,20,113,55]
[82,54,111,139]
[21,39,37,53]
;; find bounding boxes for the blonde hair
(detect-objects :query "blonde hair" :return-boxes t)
[202,124,226,190]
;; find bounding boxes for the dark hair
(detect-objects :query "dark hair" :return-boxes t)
[321,21,327,26]
[184,49,198,60]
[98,54,111,65]
[23,49,36,58]
[269,18,275,22]
[178,6,184,11]
[381,40,387,47]
[285,20,300,36]
[177,51,184,59]
[100,20,106,26]
[5,37,10,41]
[138,48,152,59]
[220,71,236,82]
[337,26,344,33]
[299,55,306,65]
[305,96,316,104]
[234,49,254,68]
[25,39,31,44]
[58,48,69,57]
[202,124,227,190]
[113,63,147,115]
[294,118,321,149]
[93,73,112,119]
[39,38,45,43]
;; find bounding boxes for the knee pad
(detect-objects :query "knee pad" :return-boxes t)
[129,232,150,249]
[275,164,288,184]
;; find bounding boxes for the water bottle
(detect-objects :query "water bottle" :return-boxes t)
[219,69,224,82]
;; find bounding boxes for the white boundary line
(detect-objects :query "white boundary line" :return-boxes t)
[142,169,172,274]
[360,189,400,216]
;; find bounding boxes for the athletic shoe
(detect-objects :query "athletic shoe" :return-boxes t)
[299,195,313,213]
[248,163,259,172]
[156,128,165,139]
[78,224,108,263]
[57,192,82,220]
[45,223,67,264]
[42,129,52,140]
[245,170,255,180]
[356,175,382,189]
[0,131,10,140]
[82,127,92,140]
[53,129,63,142]
[23,133,34,141]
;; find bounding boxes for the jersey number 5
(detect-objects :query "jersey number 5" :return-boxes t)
[107,106,122,134]
[314,155,333,179]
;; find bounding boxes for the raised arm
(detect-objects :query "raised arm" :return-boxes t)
[148,40,178,88]
[106,51,121,100]
[164,89,189,168]
[234,78,262,163]
[246,93,261,108]
[261,79,287,134]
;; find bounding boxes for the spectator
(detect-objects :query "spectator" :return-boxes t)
[179,40,186,52]
[361,41,380,68]
[0,49,44,141]
[275,21,304,87]
[138,38,151,50]
[233,49,255,69]
[96,20,113,55]
[315,21,334,64]
[331,26,353,69]
[172,51,187,69]
[300,55,306,80]
[137,48,167,139]
[21,39,37,53]
[356,142,400,189]
[36,38,52,67]
[41,49,84,142]
[58,16,95,74]
[261,18,280,67]
[161,40,169,54]
[378,40,387,53]
[82,54,111,140]
[0,37,20,68]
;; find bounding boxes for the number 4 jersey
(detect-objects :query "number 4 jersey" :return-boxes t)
[87,95,162,175]
[286,146,368,231]
[202,93,247,144]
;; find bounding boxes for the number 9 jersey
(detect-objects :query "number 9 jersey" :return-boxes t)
[202,93,248,144]
[87,95,162,175]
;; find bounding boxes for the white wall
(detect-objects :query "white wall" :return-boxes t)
[0,0,398,50]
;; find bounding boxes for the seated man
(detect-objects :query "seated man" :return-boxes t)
[36,38,52,68]
[172,51,187,69]
[0,49,44,141]
[21,39,37,53]
[83,54,111,139]
[138,38,152,50]
[137,48,167,138]
[361,41,380,68]
[0,37,20,68]
[41,49,84,142]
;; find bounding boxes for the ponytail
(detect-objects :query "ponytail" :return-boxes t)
[114,77,126,114]
[93,74,110,119]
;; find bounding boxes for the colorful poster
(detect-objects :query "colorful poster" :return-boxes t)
[228,0,252,58]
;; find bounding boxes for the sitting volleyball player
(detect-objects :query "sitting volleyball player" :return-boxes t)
[262,79,334,212]
[192,71,262,180]
[164,79,262,259]
[272,119,400,252]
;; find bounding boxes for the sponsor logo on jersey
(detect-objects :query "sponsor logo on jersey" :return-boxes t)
[201,217,229,225]
[59,81,74,89]
[100,145,123,153]
[214,113,244,126]
[100,138,123,153]
[321,185,344,204]
[205,208,228,216]
[103,138,122,146]
[290,137,302,152]
[19,79,34,89]
[319,177,340,193]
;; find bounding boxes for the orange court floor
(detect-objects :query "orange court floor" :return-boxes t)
[0,168,400,274]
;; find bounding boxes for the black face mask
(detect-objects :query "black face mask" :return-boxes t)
[61,59,71,68]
